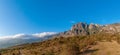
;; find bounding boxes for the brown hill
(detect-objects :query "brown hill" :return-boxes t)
[1,33,120,55]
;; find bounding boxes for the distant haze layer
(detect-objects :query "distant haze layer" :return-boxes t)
[0,32,57,48]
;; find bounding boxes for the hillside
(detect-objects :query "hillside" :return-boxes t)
[1,33,120,55]
[1,22,120,55]
[89,41,120,55]
[0,32,57,48]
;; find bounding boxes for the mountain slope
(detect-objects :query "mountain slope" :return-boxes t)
[0,32,57,48]
[1,22,120,55]
[88,41,120,55]
[1,33,120,55]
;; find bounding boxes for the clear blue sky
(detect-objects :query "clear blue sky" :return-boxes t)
[0,0,120,36]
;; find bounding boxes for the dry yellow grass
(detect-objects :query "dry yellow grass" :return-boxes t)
[1,33,120,55]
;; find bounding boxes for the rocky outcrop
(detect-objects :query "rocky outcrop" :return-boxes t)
[101,23,120,34]
[71,22,89,36]
[58,22,120,37]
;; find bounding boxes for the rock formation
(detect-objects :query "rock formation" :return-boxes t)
[58,22,120,37]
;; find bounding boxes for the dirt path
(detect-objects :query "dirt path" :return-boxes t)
[86,41,120,55]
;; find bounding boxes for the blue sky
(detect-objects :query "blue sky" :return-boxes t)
[0,0,120,36]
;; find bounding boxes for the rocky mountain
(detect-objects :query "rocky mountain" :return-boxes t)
[1,22,120,48]
[58,22,120,37]
[1,22,120,55]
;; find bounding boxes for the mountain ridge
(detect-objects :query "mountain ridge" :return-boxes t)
[58,22,120,37]
[1,22,120,55]
[0,32,57,48]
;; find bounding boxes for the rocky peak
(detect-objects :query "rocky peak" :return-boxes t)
[71,22,89,36]
[101,23,120,34]
[71,22,88,30]
[89,23,102,34]
[58,22,120,37]
[89,23,96,29]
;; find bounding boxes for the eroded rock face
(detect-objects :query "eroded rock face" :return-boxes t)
[71,22,89,36]
[58,22,120,37]
[101,23,120,34]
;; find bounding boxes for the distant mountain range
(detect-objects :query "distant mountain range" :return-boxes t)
[0,32,57,48]
[1,22,120,55]
[1,22,120,48]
